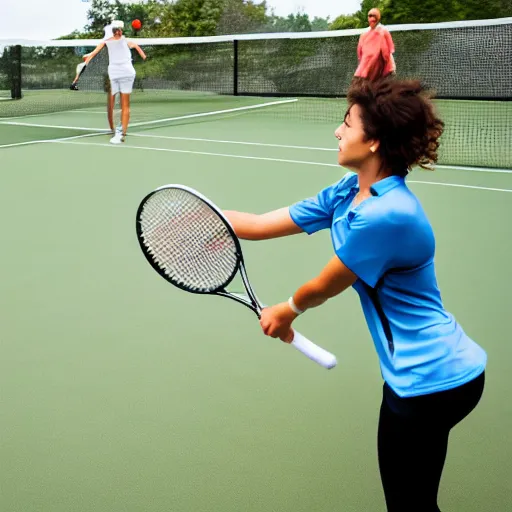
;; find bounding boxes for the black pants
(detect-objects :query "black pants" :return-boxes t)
[378,372,485,512]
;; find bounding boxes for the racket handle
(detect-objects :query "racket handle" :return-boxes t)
[291,331,337,370]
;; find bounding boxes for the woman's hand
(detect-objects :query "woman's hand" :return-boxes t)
[259,302,298,343]
[259,256,357,343]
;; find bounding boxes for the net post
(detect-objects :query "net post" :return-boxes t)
[10,45,22,100]
[233,39,238,96]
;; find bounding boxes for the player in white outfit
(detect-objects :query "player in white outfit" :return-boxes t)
[70,21,122,127]
[84,24,146,144]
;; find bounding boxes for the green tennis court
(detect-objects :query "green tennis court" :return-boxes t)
[1,95,511,512]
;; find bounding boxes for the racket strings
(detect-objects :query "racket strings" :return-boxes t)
[138,188,238,292]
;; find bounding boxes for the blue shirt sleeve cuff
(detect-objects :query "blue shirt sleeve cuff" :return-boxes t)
[289,204,318,235]
[335,247,379,288]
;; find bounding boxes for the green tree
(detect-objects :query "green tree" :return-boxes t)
[453,0,511,21]
[66,0,512,40]
[282,12,312,32]
[330,0,512,29]
[329,14,362,30]
[311,16,330,31]
[164,0,269,36]
[267,11,324,32]
[384,0,465,24]
[83,0,172,38]
[85,0,121,36]
[216,0,269,35]
[330,0,389,30]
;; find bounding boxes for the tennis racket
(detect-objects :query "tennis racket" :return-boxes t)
[136,184,337,370]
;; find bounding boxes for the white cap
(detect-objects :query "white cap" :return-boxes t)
[103,20,124,40]
[103,23,113,40]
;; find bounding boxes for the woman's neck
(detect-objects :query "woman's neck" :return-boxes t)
[356,159,392,194]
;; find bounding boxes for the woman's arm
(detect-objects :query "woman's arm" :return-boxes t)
[84,42,105,66]
[292,256,357,310]
[224,207,303,240]
[128,41,147,60]
[357,36,363,61]
[259,256,358,341]
[382,29,395,64]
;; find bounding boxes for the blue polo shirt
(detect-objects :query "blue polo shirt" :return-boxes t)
[289,172,486,397]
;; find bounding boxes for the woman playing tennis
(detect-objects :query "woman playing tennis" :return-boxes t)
[224,78,486,512]
[103,20,124,136]
[85,25,146,144]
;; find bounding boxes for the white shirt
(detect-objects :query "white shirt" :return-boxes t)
[105,38,136,79]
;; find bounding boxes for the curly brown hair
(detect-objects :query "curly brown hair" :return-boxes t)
[347,78,445,177]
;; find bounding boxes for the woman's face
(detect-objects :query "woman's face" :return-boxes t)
[368,10,379,29]
[334,104,376,169]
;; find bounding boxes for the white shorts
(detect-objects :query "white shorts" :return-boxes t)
[110,76,135,95]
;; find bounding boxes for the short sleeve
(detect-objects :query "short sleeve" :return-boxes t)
[384,29,395,54]
[289,183,338,234]
[289,173,357,235]
[334,210,400,288]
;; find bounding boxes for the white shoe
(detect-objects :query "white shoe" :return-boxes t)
[110,132,125,145]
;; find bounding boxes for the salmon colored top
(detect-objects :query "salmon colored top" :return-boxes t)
[355,25,396,78]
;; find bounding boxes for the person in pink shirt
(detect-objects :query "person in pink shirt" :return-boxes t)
[355,8,396,82]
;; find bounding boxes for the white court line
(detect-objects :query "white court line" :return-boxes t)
[0,97,297,139]
[52,140,340,168]
[0,111,70,121]
[129,133,512,174]
[435,164,512,174]
[52,140,512,193]
[0,120,109,131]
[129,98,298,127]
[408,181,512,193]
[68,110,111,114]
[1,109,111,121]
[2,112,511,175]
[129,133,335,152]
[4,109,115,117]
[0,131,109,149]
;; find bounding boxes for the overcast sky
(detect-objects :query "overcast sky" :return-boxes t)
[0,0,361,40]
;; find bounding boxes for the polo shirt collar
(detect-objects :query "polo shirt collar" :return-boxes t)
[369,175,405,196]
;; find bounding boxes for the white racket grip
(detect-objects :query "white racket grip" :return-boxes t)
[291,331,337,369]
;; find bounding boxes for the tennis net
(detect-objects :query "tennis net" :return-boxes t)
[1,17,511,168]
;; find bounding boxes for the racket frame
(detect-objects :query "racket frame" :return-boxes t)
[136,184,262,315]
